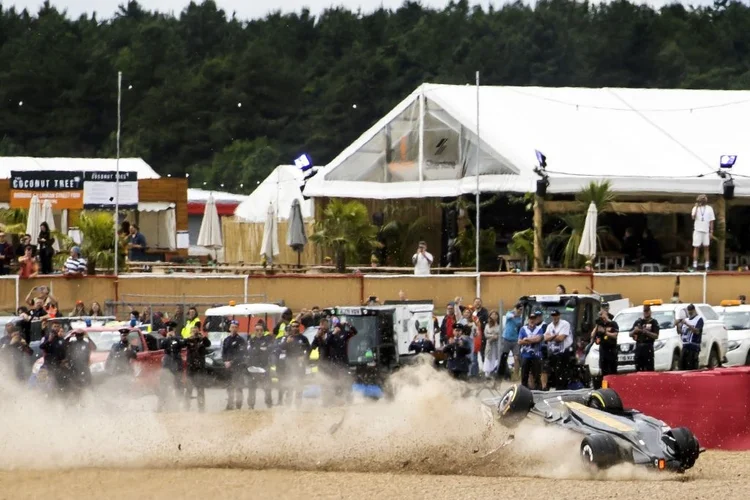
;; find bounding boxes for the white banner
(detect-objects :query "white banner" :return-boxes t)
[83,171,139,209]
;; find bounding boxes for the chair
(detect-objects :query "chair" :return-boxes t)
[640,263,664,273]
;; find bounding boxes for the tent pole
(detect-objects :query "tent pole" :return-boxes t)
[475,71,481,285]
[418,90,425,183]
[716,195,727,271]
[114,71,122,277]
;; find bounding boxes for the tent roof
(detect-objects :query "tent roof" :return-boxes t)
[0,157,160,179]
[234,165,314,222]
[304,84,750,199]
[188,188,248,204]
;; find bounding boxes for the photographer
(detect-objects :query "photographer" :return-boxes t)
[691,194,715,271]
[677,304,703,370]
[0,325,32,382]
[544,310,573,390]
[106,329,137,376]
[157,322,186,412]
[185,325,211,412]
[630,304,659,372]
[442,323,472,380]
[518,313,544,389]
[409,326,435,354]
[65,329,97,401]
[412,241,433,276]
[591,308,620,389]
[247,322,274,410]
[40,322,68,394]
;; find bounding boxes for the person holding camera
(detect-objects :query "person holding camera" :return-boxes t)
[222,320,248,410]
[544,310,573,390]
[185,325,211,412]
[442,323,472,380]
[157,322,186,412]
[40,322,68,394]
[247,322,274,410]
[691,194,715,271]
[591,308,620,389]
[677,304,703,370]
[630,304,660,372]
[65,329,97,402]
[412,241,433,276]
[409,326,435,354]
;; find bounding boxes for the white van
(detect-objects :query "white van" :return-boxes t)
[712,300,750,366]
[586,300,728,376]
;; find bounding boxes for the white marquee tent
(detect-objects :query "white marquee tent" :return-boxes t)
[303,84,750,199]
[234,165,314,222]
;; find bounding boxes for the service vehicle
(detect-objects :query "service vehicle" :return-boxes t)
[30,325,164,392]
[712,300,750,366]
[485,384,702,472]
[382,300,436,355]
[585,300,728,376]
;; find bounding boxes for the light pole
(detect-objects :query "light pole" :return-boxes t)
[114,71,122,276]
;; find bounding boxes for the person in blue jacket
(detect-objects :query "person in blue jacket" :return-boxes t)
[518,312,544,389]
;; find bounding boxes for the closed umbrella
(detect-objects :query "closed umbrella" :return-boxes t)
[577,202,598,262]
[286,198,307,268]
[41,199,60,251]
[26,195,42,246]
[197,193,223,260]
[260,203,279,266]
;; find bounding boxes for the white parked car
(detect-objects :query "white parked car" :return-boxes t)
[712,300,750,367]
[586,300,728,376]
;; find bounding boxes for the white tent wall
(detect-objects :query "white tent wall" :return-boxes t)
[304,83,750,199]
[134,203,177,250]
[234,165,314,222]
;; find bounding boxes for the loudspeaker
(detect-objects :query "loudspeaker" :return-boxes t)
[724,179,735,200]
[536,179,548,197]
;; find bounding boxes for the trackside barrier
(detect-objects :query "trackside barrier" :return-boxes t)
[604,367,750,450]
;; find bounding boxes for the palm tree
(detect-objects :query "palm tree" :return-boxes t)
[310,199,380,272]
[78,211,124,274]
[0,208,27,235]
[548,181,620,268]
[378,202,429,266]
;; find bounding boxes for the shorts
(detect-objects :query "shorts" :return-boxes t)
[692,231,710,247]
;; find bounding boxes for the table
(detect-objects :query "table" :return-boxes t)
[596,252,626,271]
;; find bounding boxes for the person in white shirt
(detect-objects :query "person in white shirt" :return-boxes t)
[544,309,573,390]
[412,241,433,275]
[63,246,87,276]
[691,194,715,270]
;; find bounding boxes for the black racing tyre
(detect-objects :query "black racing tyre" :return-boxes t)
[588,388,624,413]
[496,384,534,428]
[670,350,681,371]
[667,427,701,471]
[580,434,621,469]
[707,346,720,368]
[745,351,750,366]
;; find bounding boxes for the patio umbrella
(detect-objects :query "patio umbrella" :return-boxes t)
[578,202,598,261]
[286,198,307,268]
[41,199,60,251]
[197,193,223,260]
[260,203,279,266]
[26,195,42,246]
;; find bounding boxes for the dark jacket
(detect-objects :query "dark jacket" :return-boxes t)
[185,335,211,372]
[322,327,356,366]
[443,335,472,373]
[66,339,93,385]
[222,334,247,366]
[247,334,274,369]
[106,340,137,375]
[310,329,332,362]
[280,333,311,360]
[40,334,67,367]
[160,335,186,371]
[409,338,435,355]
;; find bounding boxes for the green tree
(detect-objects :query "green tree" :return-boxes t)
[310,199,380,272]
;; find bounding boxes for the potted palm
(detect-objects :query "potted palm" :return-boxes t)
[77,212,124,275]
[310,199,380,273]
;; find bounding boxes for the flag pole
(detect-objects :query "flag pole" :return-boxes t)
[475,71,481,296]
[114,71,122,276]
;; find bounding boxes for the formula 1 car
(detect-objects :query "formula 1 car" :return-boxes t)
[484,384,702,472]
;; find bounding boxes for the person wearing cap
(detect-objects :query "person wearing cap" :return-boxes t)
[69,300,87,318]
[279,320,311,406]
[0,324,32,382]
[246,321,274,410]
[409,326,435,355]
[442,323,472,379]
[63,246,87,276]
[518,312,544,389]
[106,328,138,377]
[631,304,660,372]
[40,322,68,394]
[591,308,620,389]
[544,310,573,390]
[222,320,248,410]
[65,329,97,401]
[184,324,211,412]
[157,323,187,412]
[319,319,357,405]
[677,304,704,370]
[691,194,715,271]
[601,302,614,321]
[532,310,550,389]
[274,308,293,339]
[499,303,523,380]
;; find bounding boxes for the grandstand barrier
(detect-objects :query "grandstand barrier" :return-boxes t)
[604,367,750,450]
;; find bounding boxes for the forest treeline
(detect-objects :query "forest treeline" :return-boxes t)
[1,0,749,191]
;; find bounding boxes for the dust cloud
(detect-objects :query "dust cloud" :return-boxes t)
[0,357,668,481]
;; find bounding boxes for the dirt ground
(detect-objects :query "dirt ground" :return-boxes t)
[1,363,747,500]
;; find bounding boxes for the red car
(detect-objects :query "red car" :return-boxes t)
[31,326,170,393]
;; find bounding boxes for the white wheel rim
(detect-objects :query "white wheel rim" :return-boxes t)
[498,390,514,415]
[582,444,594,462]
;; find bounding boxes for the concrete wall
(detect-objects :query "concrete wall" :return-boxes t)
[1,272,746,316]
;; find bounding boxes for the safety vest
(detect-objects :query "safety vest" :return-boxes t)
[275,322,287,339]
[181,318,200,339]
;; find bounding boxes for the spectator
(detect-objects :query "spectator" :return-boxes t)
[128,224,147,261]
[556,284,566,295]
[398,290,408,301]
[16,306,32,344]
[641,229,661,263]
[273,308,293,339]
[473,297,489,363]
[621,227,639,265]
[18,245,38,278]
[412,241,433,275]
[0,232,14,275]
[25,285,58,310]
[180,307,202,339]
[482,311,501,377]
[443,323,472,380]
[544,309,573,389]
[38,222,55,275]
[677,304,703,370]
[63,246,87,276]
[409,327,435,354]
[0,325,33,382]
[69,300,86,317]
[518,312,544,389]
[499,303,523,380]
[439,302,460,346]
[691,194,715,271]
[89,301,104,317]
[739,295,746,305]
[15,234,33,259]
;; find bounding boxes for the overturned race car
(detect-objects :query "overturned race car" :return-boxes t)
[484,384,703,473]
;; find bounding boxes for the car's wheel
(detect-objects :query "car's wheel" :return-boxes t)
[670,350,680,371]
[496,384,534,428]
[580,434,621,469]
[588,388,624,413]
[745,351,750,366]
[666,427,701,472]
[707,345,720,369]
